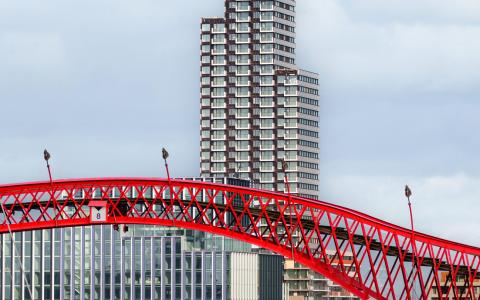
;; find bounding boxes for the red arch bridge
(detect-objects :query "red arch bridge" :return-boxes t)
[0,178,479,300]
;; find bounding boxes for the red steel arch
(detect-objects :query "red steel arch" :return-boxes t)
[0,178,479,299]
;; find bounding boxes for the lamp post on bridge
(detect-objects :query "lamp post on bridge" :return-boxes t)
[405,184,426,297]
[43,149,53,184]
[282,159,295,260]
[162,147,171,183]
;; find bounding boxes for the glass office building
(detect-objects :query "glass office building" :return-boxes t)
[0,226,284,300]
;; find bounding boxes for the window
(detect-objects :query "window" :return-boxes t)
[236,119,249,129]
[236,44,249,54]
[201,45,210,53]
[201,119,210,128]
[212,130,226,139]
[212,141,225,150]
[237,12,250,21]
[212,163,225,172]
[260,140,274,150]
[260,11,273,21]
[260,97,274,107]
[212,109,225,118]
[236,23,249,32]
[260,1,274,10]
[260,32,273,42]
[212,45,225,54]
[212,55,225,65]
[260,119,274,128]
[212,88,225,97]
[235,130,249,139]
[201,34,210,42]
[235,141,249,150]
[235,152,249,161]
[212,152,226,161]
[201,87,210,96]
[260,86,274,96]
[201,66,210,74]
[201,141,210,149]
[236,65,249,75]
[260,65,273,74]
[260,162,274,171]
[212,120,225,129]
[212,98,225,107]
[201,109,210,117]
[260,44,273,53]
[260,76,273,85]
[236,98,249,107]
[236,76,249,86]
[212,23,225,33]
[260,151,273,160]
[260,108,273,117]
[236,87,249,96]
[236,108,249,118]
[237,2,250,11]
[236,54,249,64]
[201,55,210,64]
[236,34,250,43]
[261,23,273,34]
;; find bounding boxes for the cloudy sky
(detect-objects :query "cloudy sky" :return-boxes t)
[1,0,479,245]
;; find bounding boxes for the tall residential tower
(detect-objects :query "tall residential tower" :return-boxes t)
[200,0,320,199]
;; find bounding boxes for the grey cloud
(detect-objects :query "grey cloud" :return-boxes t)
[1,0,479,244]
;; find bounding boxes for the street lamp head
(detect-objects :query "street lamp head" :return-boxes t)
[43,149,51,162]
[405,185,412,198]
[281,160,288,172]
[162,148,169,160]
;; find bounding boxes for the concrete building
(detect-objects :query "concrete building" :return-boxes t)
[200,0,320,199]
[284,253,359,300]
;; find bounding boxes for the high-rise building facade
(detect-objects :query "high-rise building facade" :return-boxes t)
[200,0,320,199]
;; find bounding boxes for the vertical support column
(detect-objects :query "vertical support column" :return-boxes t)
[120,237,125,300]
[50,229,55,300]
[160,238,166,300]
[90,226,95,300]
[211,250,216,300]
[41,230,45,300]
[59,228,65,300]
[140,237,145,300]
[110,227,115,300]
[150,237,154,300]
[180,249,186,300]
[191,252,196,300]
[20,232,25,300]
[201,251,206,300]
[0,235,4,300]
[221,251,227,300]
[131,237,135,300]
[171,237,176,300]
[80,227,85,300]
[100,225,105,300]
[9,234,14,300]
[70,227,75,300]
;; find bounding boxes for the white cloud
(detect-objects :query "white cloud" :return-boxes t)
[298,0,480,95]
[0,31,67,74]
[321,173,480,245]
